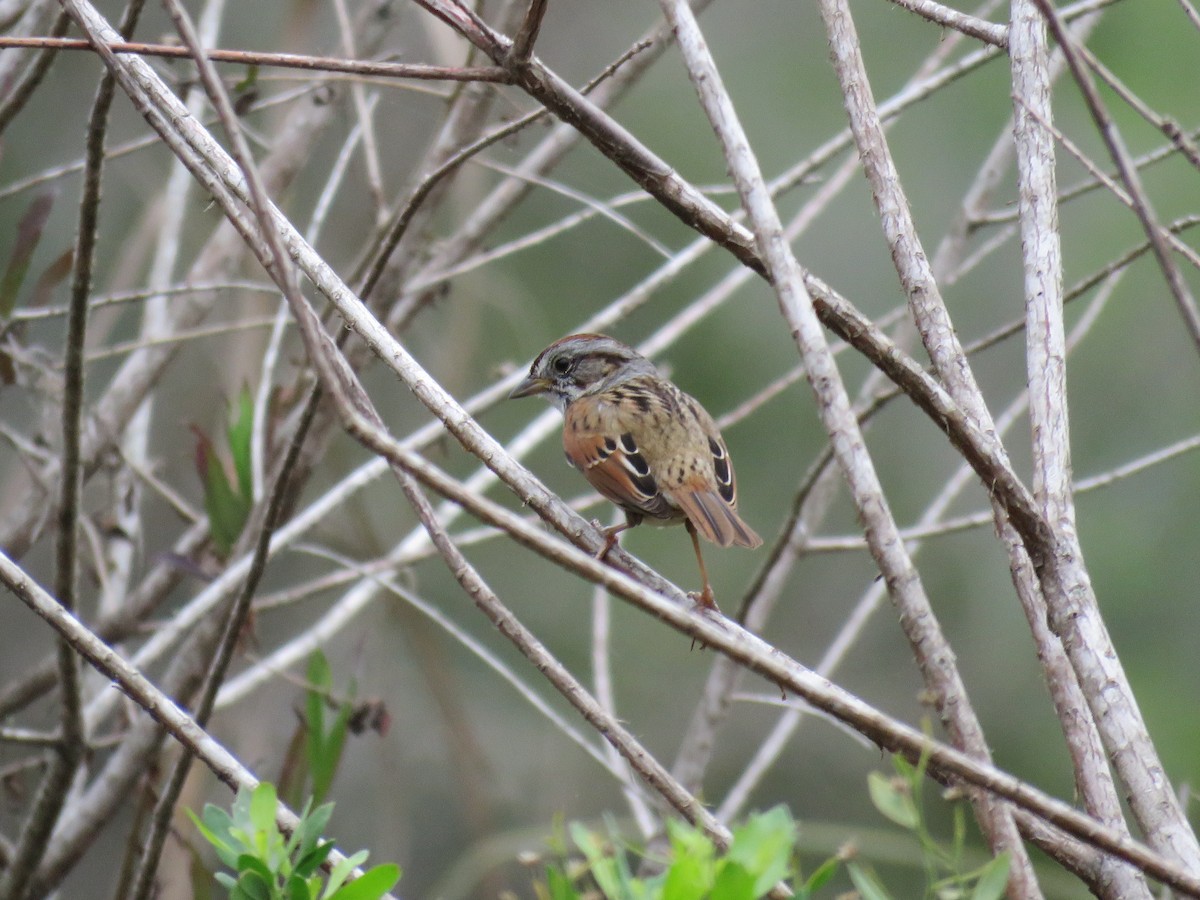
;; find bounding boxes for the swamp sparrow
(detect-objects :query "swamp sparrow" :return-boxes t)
[509,333,762,609]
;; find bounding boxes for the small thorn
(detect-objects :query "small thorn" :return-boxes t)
[597,520,632,560]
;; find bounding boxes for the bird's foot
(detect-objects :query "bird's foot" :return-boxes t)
[687,586,720,612]
[596,522,623,560]
[686,587,722,651]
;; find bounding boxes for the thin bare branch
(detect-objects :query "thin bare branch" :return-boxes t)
[507,0,548,63]
[1033,0,1200,356]
[268,419,1200,896]
[770,0,1041,880]
[1023,103,1200,273]
[0,11,69,136]
[1073,44,1200,171]
[1178,0,1200,29]
[0,35,510,82]
[0,551,395,898]
[1025,0,1200,872]
[127,355,313,900]
[885,0,1008,45]
[0,5,130,892]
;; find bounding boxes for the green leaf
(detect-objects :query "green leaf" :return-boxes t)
[294,840,336,878]
[201,801,235,837]
[800,856,840,894]
[591,858,628,900]
[234,63,260,93]
[569,825,626,900]
[285,873,315,900]
[969,853,1010,900]
[319,694,353,800]
[194,425,251,556]
[951,802,967,862]
[300,803,336,856]
[305,651,351,804]
[544,864,578,900]
[322,849,369,899]
[568,823,605,868]
[326,864,401,900]
[194,804,242,868]
[283,797,314,859]
[236,853,275,885]
[867,771,919,830]
[666,817,715,867]
[848,864,894,900]
[228,386,255,505]
[249,782,279,839]
[662,850,710,900]
[232,785,255,827]
[188,807,231,854]
[232,867,273,900]
[307,652,331,717]
[711,860,757,900]
[891,753,918,782]
[725,806,795,896]
[305,653,331,802]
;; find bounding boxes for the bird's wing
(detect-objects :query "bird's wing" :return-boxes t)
[563,403,675,520]
[666,396,763,549]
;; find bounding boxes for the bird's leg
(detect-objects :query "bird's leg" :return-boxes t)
[686,520,718,611]
[597,513,640,560]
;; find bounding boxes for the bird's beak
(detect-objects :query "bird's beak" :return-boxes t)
[508,374,549,399]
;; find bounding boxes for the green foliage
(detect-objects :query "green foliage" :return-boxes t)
[193,387,255,557]
[278,651,358,809]
[850,754,1010,900]
[534,807,824,900]
[305,651,355,805]
[188,782,400,900]
[534,763,1014,900]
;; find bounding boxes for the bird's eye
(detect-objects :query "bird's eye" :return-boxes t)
[551,356,572,375]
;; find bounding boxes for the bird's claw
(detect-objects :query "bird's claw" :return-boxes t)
[687,587,720,613]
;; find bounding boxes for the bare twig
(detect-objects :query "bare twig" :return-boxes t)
[223,421,1200,896]
[0,36,510,82]
[1026,0,1200,872]
[0,11,69,136]
[507,0,548,63]
[1020,103,1200,274]
[1178,0,1200,30]
[0,6,130,895]
[0,552,397,900]
[884,0,1008,45]
[745,0,1040,882]
[397,474,723,839]
[1033,0,1200,356]
[1007,9,1149,898]
[127,358,312,899]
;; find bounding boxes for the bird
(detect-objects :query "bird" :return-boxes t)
[509,333,762,609]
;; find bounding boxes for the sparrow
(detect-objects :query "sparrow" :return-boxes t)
[509,333,762,609]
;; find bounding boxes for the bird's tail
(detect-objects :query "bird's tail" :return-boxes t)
[673,489,763,549]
